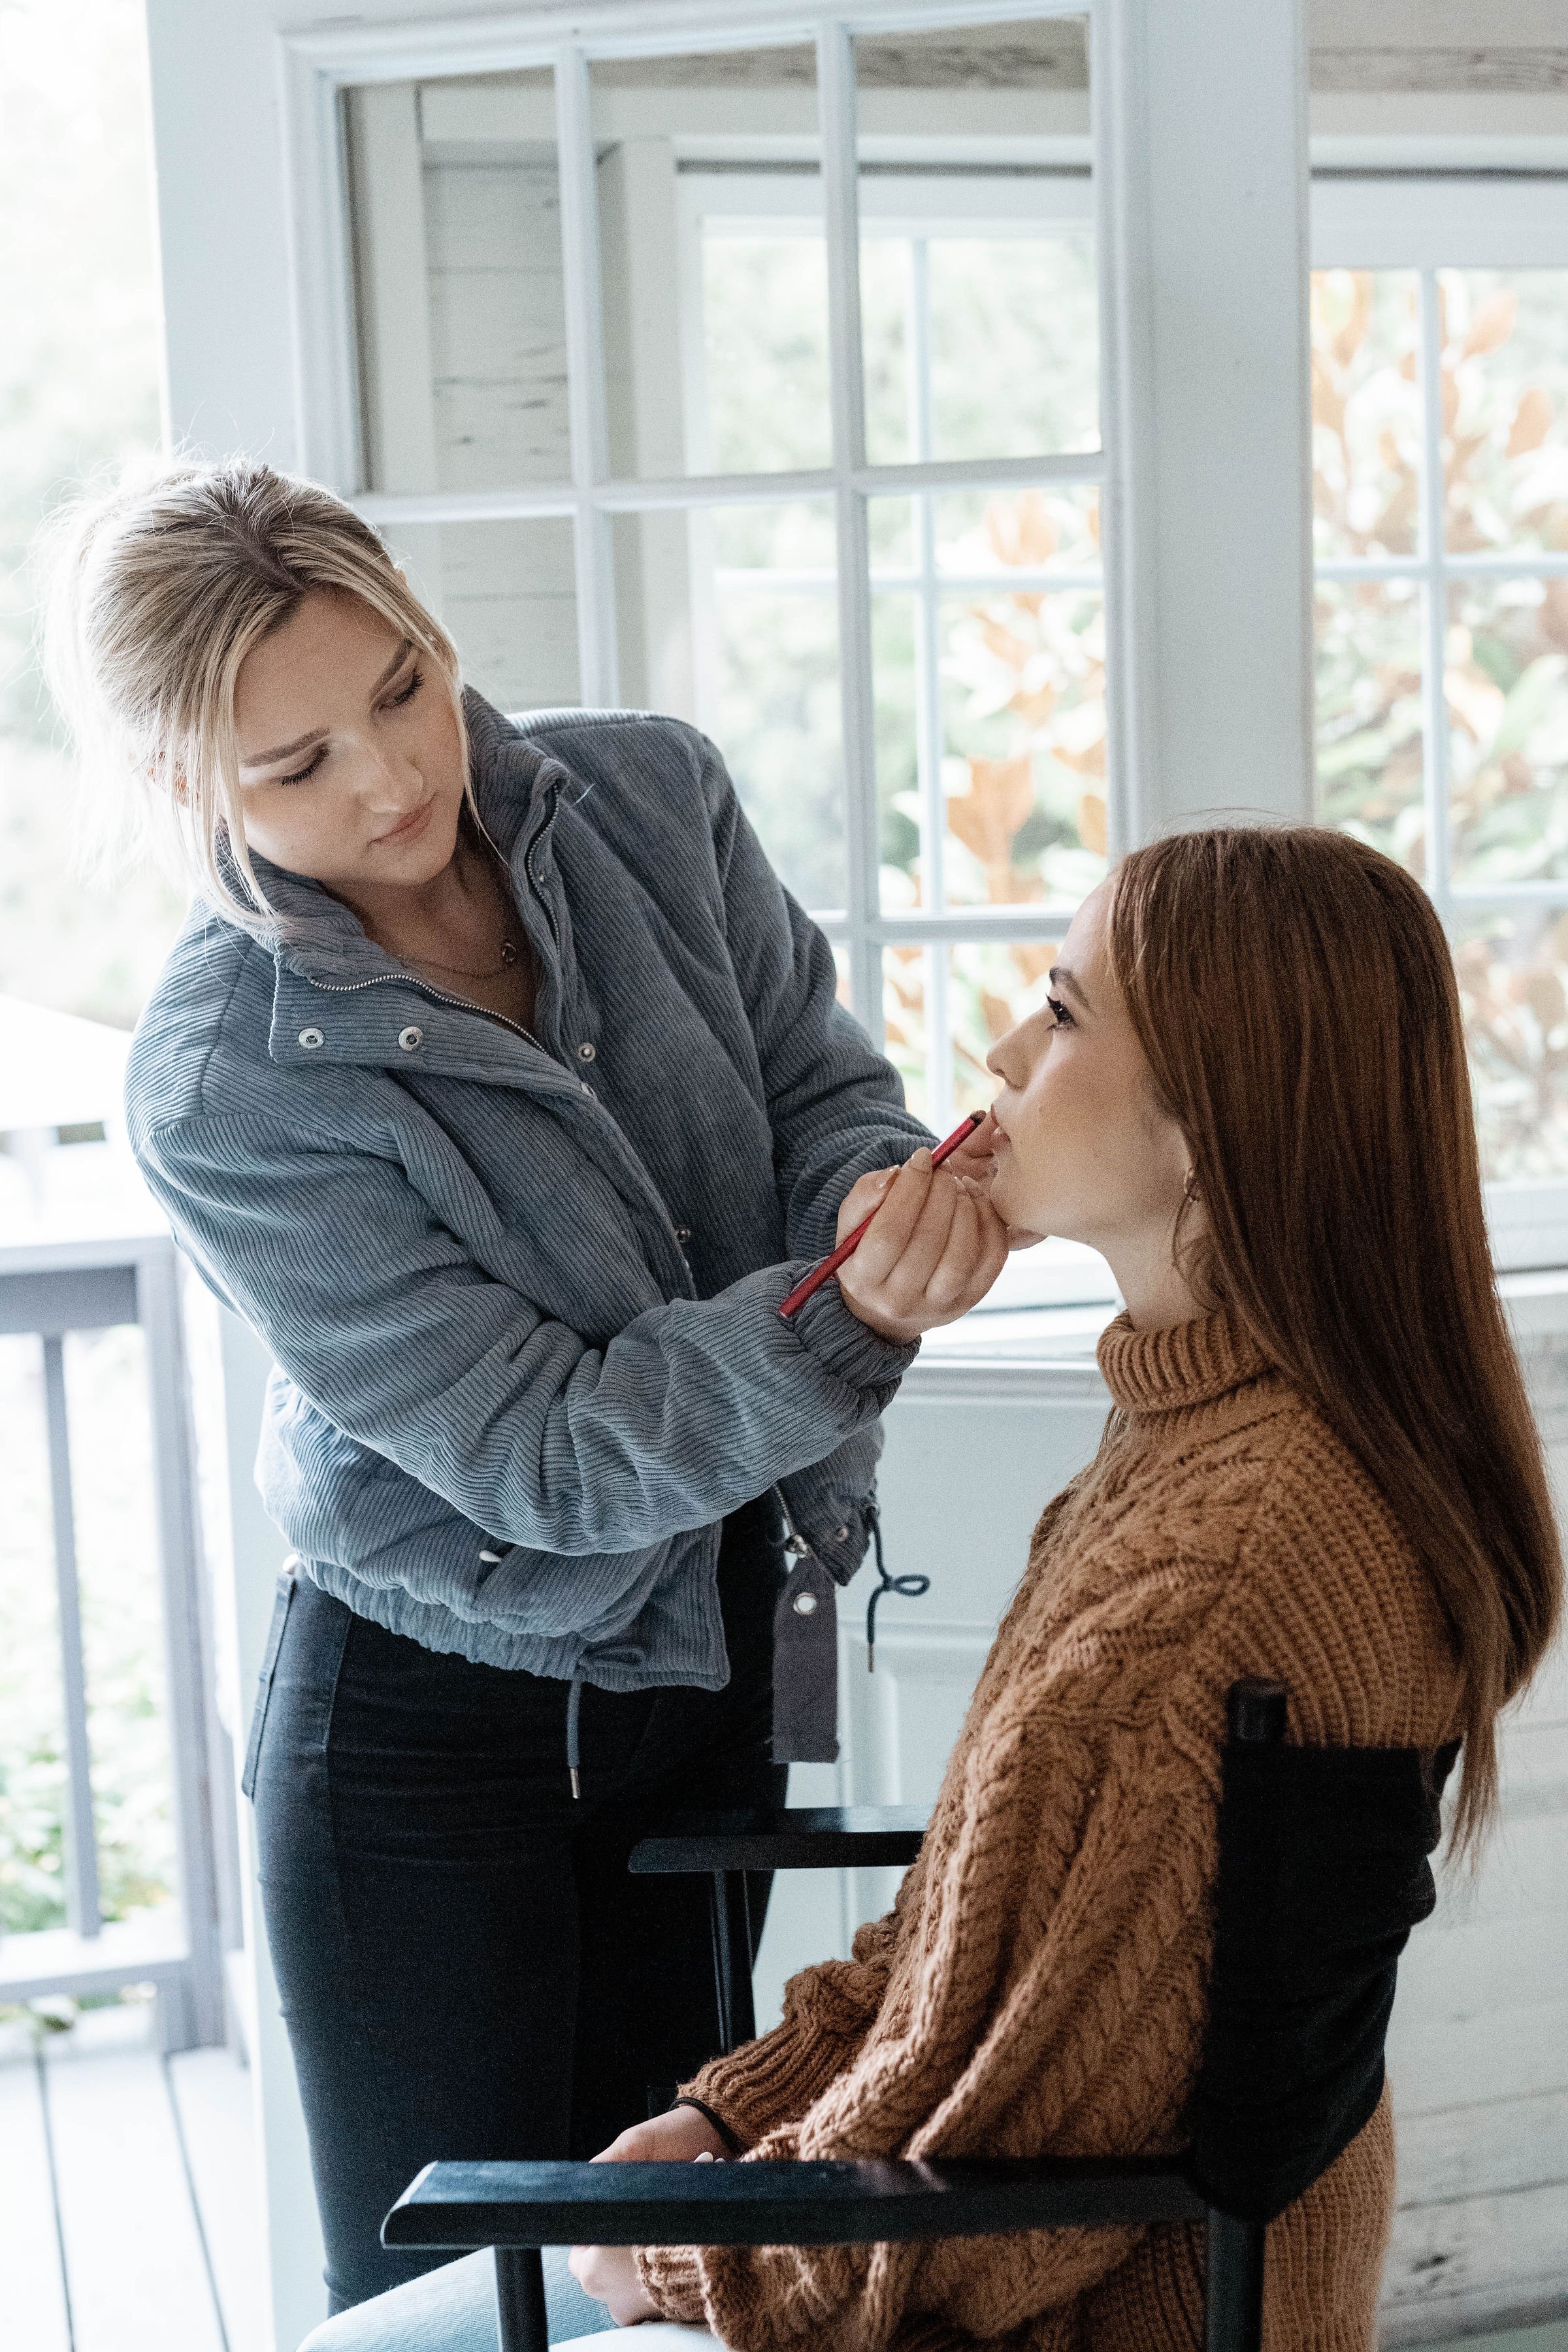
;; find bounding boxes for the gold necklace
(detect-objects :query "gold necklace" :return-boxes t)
[375,835,526,983]
[401,930,521,982]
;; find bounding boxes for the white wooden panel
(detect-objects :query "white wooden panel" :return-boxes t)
[44,2036,224,2352]
[0,2059,71,2352]
[422,153,572,493]
[346,84,438,494]
[1102,0,1314,838]
[598,136,696,715]
[1382,2181,1568,2345]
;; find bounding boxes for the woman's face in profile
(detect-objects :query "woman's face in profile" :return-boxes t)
[231,587,466,900]
[985,881,1192,1258]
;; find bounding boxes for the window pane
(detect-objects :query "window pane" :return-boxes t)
[947,939,1055,1117]
[881,945,929,1124]
[347,74,569,495]
[1448,577,1568,887]
[883,940,1060,1140]
[1315,576,1425,877]
[870,484,1105,907]
[855,19,1097,467]
[382,519,580,711]
[1456,907,1568,1180]
[591,48,830,478]
[690,502,845,911]
[1309,269,1420,559]
[1441,269,1568,555]
[873,485,1106,916]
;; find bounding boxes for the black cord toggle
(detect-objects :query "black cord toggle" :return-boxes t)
[863,1499,930,1673]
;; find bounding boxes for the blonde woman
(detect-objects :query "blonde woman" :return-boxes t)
[46,458,1007,2318]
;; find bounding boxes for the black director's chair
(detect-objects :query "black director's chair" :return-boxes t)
[382,1680,1456,2352]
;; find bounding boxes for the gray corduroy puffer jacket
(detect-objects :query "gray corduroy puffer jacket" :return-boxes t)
[126,694,930,1741]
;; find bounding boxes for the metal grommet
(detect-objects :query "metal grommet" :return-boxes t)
[580,1080,596,1098]
[578,1041,596,1061]
[675,1225,692,1243]
[398,1025,423,1053]
[297,1026,324,1050]
[792,1591,819,1616]
[835,1524,850,1542]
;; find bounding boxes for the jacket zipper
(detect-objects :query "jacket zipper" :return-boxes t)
[304,966,551,1058]
[304,792,563,1054]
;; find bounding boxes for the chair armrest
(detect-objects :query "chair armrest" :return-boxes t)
[629,1806,928,1874]
[382,2155,1206,2253]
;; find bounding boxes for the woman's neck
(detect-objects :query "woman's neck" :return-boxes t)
[336,824,497,961]
[1100,1224,1207,1333]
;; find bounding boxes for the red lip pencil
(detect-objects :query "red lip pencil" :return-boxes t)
[778,1110,988,1320]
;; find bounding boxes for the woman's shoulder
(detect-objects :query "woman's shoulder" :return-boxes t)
[1220,1379,1461,1746]
[125,906,284,1140]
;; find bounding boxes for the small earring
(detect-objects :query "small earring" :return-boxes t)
[1183,1168,1198,1203]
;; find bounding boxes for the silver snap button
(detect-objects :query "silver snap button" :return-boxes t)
[398,1026,423,1053]
[578,1041,596,1062]
[297,1026,324,1050]
[792,1591,818,1617]
[675,1225,692,1242]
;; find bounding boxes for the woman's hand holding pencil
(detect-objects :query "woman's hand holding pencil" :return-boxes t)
[787,1111,1013,1344]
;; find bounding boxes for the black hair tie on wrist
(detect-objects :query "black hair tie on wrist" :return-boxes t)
[864,1499,930,1674]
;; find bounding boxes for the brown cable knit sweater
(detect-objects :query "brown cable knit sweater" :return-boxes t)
[638,1307,1463,2351]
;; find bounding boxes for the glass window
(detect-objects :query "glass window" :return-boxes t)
[343,16,1108,1288]
[1313,262,1568,1190]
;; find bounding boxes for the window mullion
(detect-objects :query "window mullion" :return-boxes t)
[1416,267,1451,917]
[819,16,881,1041]
[554,44,620,708]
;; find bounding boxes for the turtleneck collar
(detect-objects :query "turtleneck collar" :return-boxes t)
[1096,1305,1273,1415]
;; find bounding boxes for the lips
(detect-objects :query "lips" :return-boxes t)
[374,797,435,847]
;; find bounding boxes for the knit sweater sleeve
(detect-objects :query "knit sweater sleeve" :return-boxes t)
[637,1625,1230,2349]
[677,1902,909,2150]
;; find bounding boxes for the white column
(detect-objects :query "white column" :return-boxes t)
[217,1312,327,2352]
[1099,0,1314,843]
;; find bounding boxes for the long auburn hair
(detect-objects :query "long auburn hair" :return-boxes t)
[1107,827,1561,1848]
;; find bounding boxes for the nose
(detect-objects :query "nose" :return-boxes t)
[359,739,421,817]
[987,1026,1021,1085]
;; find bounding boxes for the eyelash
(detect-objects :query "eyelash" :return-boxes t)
[275,665,423,787]
[1047,996,1073,1028]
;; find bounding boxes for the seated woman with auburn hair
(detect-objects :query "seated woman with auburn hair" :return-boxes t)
[319,828,1561,2352]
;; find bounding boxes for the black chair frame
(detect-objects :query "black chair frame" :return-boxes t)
[384,1679,1446,2352]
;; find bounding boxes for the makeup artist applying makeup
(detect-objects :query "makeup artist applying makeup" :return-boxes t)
[44,459,1009,2319]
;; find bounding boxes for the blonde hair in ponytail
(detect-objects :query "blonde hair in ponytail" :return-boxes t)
[42,456,465,932]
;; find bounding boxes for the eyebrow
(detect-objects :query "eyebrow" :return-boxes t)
[239,640,415,768]
[1048,963,1090,1007]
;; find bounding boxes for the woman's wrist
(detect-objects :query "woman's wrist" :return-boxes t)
[674,2094,749,2155]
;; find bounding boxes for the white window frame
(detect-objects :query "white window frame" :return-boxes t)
[1312,174,1568,1269]
[683,163,1100,1136]
[278,0,1315,1062]
[287,4,1110,1048]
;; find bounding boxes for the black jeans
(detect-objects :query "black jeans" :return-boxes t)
[250,1498,787,2313]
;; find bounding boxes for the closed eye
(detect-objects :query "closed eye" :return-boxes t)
[278,749,326,787]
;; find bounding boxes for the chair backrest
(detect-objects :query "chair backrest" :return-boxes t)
[1188,1679,1459,2223]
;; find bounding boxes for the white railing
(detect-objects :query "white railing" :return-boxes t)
[0,1233,237,2051]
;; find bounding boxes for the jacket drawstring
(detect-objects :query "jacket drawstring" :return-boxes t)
[864,1498,930,1673]
[566,1667,583,1800]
